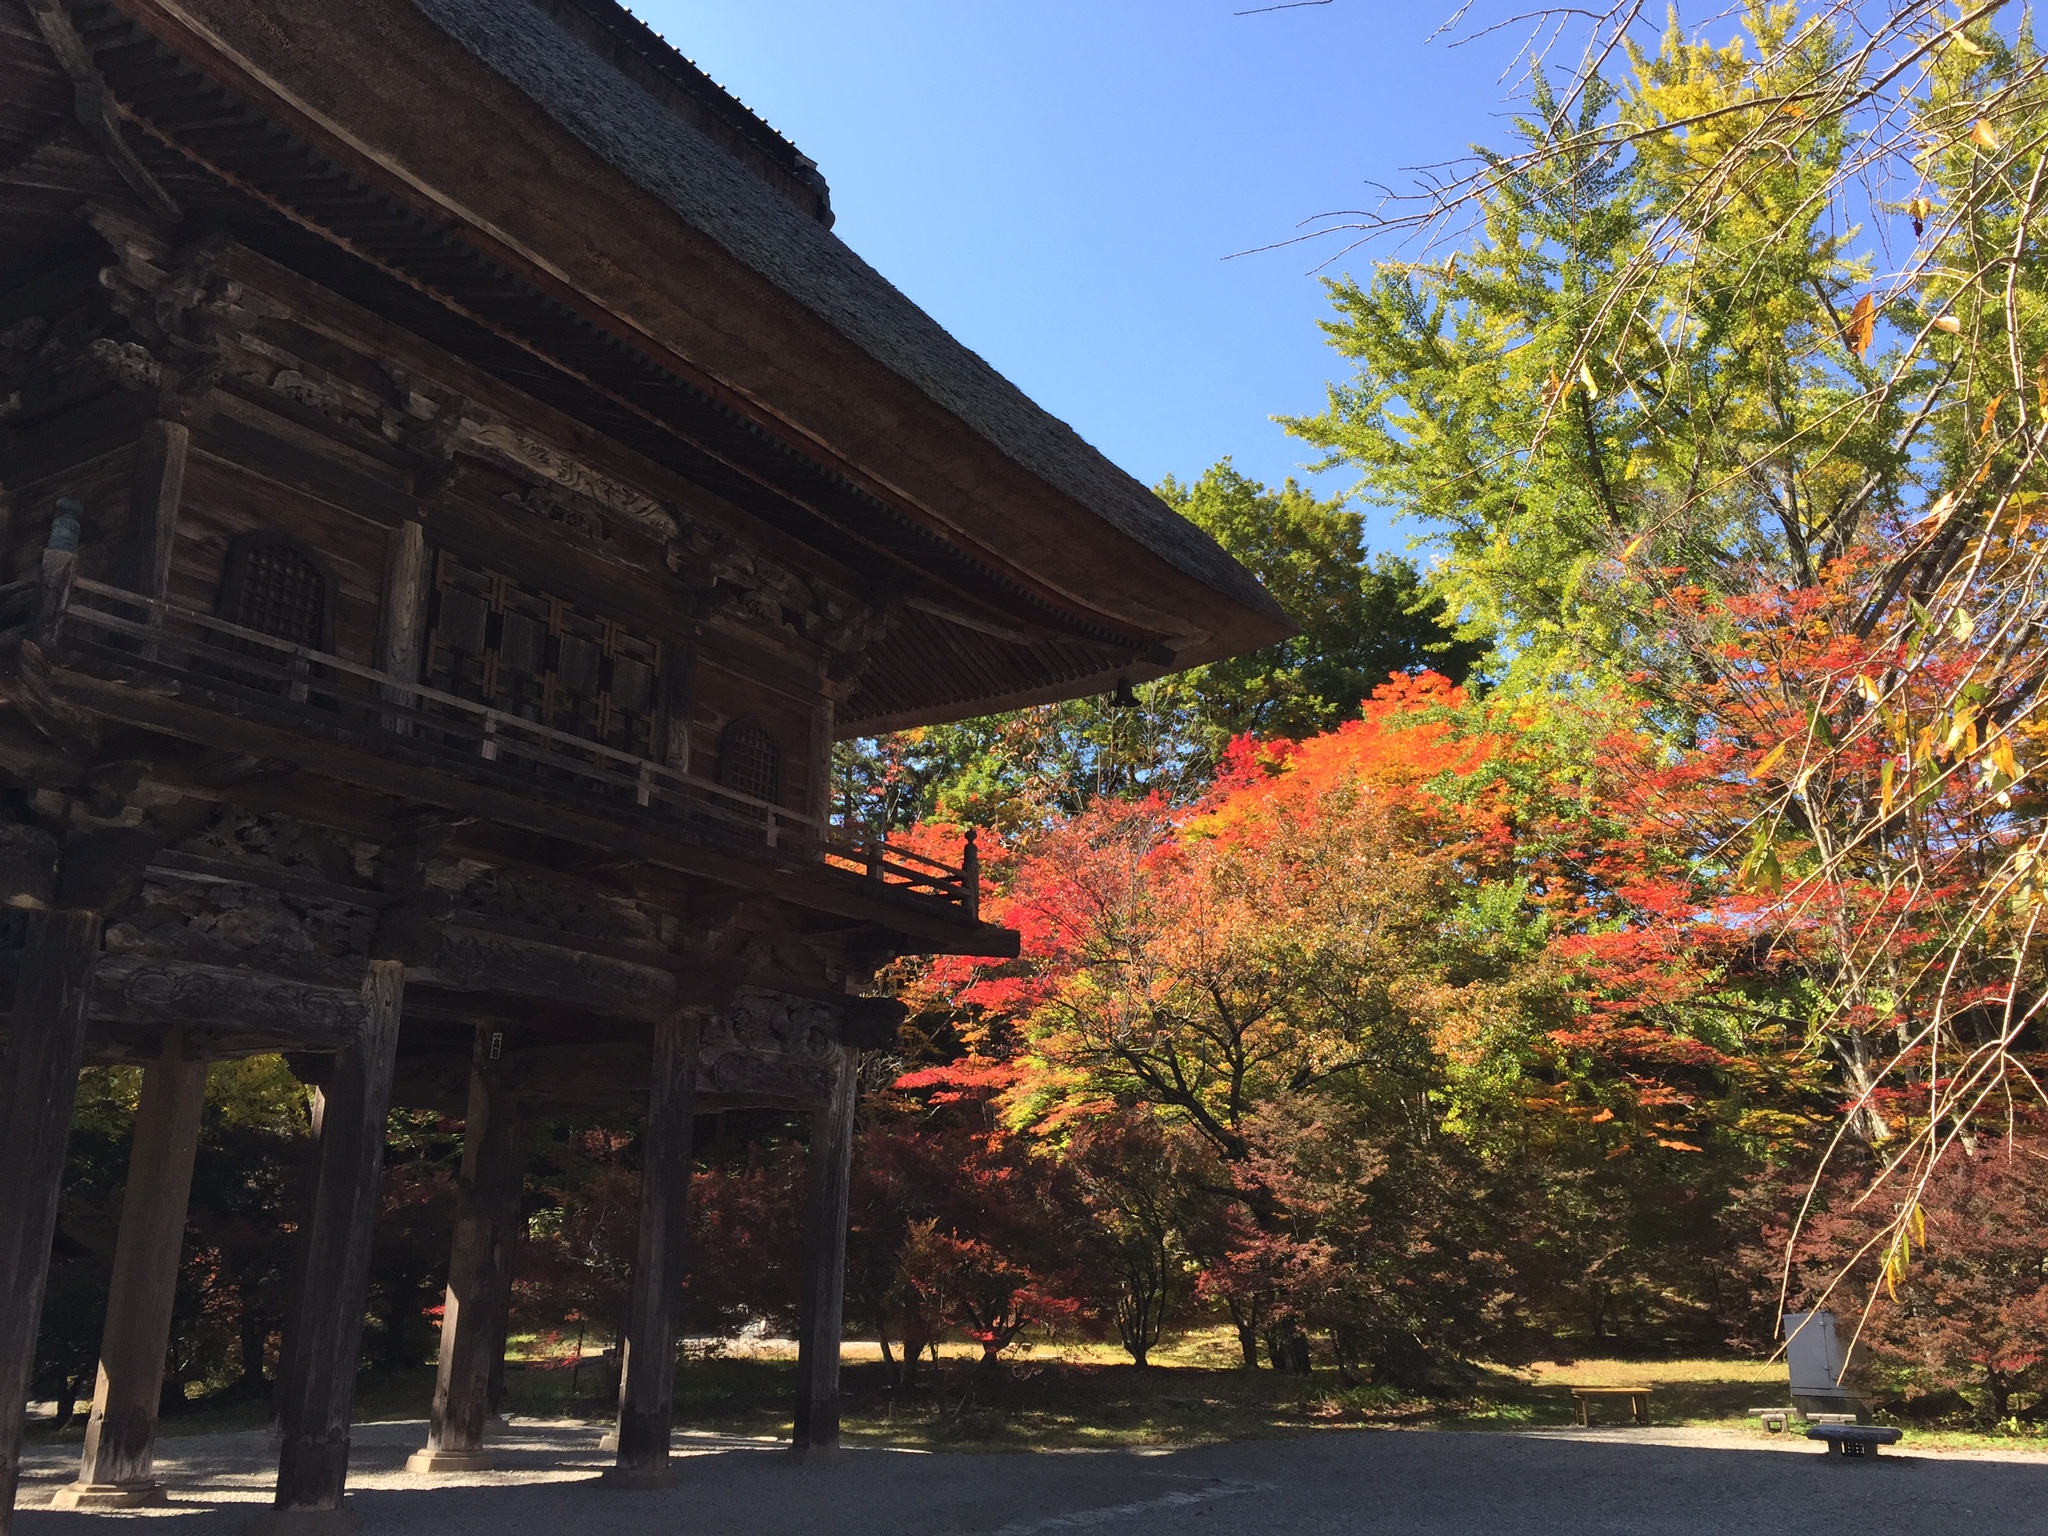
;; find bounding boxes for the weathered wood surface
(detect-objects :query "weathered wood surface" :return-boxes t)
[0,908,102,1535]
[0,823,58,911]
[270,961,403,1515]
[377,519,428,732]
[20,0,181,221]
[30,659,1016,958]
[610,1013,699,1487]
[792,1043,859,1457]
[407,924,678,1023]
[124,418,190,603]
[63,1040,208,1502]
[412,1029,522,1472]
[90,954,368,1050]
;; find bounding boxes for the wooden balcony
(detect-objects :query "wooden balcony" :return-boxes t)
[3,555,998,946]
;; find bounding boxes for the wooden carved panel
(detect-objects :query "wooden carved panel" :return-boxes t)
[697,987,842,1106]
[91,954,368,1049]
[424,548,665,757]
[410,925,678,1023]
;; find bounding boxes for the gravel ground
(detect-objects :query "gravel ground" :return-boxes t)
[14,1418,2048,1534]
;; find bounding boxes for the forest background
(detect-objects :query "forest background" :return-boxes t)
[33,0,2048,1437]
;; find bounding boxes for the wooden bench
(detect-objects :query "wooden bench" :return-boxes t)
[1806,1423,1901,1457]
[1570,1386,1652,1426]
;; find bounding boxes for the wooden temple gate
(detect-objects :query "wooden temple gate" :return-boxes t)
[0,0,1291,1527]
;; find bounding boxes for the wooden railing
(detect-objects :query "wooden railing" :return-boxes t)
[29,564,980,918]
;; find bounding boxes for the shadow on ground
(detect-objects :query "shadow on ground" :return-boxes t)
[16,1417,2048,1535]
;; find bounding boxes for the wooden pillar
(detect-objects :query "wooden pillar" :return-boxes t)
[792,1043,859,1460]
[409,1027,522,1473]
[53,1037,208,1509]
[605,1013,699,1489]
[125,417,190,600]
[0,908,102,1536]
[484,1279,512,1419]
[807,698,834,832]
[378,520,430,731]
[263,962,403,1529]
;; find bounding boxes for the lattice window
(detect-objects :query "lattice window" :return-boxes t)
[423,548,667,758]
[219,535,331,650]
[718,718,781,805]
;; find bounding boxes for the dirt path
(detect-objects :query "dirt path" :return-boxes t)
[16,1417,2048,1534]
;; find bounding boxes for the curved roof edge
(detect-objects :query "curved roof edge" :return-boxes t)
[410,0,1291,633]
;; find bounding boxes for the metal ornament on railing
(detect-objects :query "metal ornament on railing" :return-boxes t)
[47,497,82,553]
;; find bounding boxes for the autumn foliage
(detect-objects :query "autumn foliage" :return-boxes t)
[849,670,1851,1377]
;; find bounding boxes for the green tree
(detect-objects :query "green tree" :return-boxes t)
[1158,461,1487,741]
[1287,19,1903,701]
[834,462,1484,836]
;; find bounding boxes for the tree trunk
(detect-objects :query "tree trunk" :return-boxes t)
[1227,1297,1260,1370]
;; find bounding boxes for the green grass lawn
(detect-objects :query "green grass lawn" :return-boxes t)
[24,1330,2048,1457]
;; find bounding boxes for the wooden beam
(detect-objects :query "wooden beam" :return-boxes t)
[409,1027,522,1474]
[54,1037,207,1508]
[606,1013,699,1488]
[792,1043,858,1460]
[91,954,368,1051]
[407,926,678,1025]
[0,907,103,1536]
[22,0,182,221]
[264,961,403,1526]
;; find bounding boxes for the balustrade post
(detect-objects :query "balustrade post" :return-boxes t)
[963,827,981,923]
[866,839,883,882]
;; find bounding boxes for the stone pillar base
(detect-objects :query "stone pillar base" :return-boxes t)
[49,1480,168,1509]
[787,1443,842,1467]
[596,1430,618,1452]
[404,1447,494,1474]
[242,1505,359,1536]
[598,1466,672,1491]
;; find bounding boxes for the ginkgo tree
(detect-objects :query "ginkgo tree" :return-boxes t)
[1289,0,2048,1341]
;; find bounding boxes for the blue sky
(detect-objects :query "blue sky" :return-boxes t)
[636,1,1528,554]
